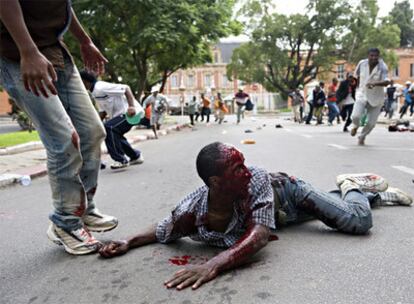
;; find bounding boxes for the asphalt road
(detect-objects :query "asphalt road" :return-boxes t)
[1,115,413,304]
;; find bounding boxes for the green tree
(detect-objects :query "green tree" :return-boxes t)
[67,0,240,97]
[227,0,351,96]
[342,0,400,66]
[386,0,414,47]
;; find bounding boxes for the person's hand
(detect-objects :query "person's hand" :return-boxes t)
[80,41,108,75]
[127,106,136,116]
[164,263,218,290]
[99,240,129,258]
[366,82,375,89]
[20,51,58,98]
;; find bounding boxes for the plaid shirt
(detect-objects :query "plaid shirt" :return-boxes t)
[156,166,275,248]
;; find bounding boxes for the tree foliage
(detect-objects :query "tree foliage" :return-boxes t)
[66,0,240,97]
[227,0,401,96]
[386,0,414,47]
[228,0,351,96]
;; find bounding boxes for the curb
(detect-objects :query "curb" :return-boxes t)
[0,123,190,188]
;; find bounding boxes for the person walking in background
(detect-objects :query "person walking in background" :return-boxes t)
[200,93,211,123]
[0,0,118,254]
[327,78,340,126]
[187,96,198,126]
[143,86,168,139]
[216,92,228,124]
[289,87,304,123]
[399,81,413,119]
[350,48,390,145]
[234,88,249,124]
[313,83,326,125]
[80,71,144,170]
[336,73,357,132]
[384,80,397,119]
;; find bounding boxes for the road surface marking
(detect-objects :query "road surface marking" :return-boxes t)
[284,128,293,132]
[392,165,414,176]
[301,134,313,138]
[328,144,349,150]
[283,128,312,138]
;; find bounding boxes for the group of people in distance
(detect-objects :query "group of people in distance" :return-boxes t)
[295,48,400,145]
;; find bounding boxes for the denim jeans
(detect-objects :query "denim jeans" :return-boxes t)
[327,101,340,123]
[104,114,140,163]
[280,178,372,234]
[0,56,106,231]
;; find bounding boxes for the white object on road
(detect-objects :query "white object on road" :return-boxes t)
[20,175,31,186]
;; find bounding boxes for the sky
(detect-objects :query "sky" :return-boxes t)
[221,0,414,42]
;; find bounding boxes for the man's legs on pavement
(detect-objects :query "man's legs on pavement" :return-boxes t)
[0,57,113,254]
[358,103,382,144]
[350,99,366,136]
[104,115,131,165]
[283,179,373,234]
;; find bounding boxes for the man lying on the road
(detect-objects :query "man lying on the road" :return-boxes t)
[99,142,412,290]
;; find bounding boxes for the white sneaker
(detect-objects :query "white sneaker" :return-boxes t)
[110,161,129,170]
[129,154,144,165]
[336,173,388,193]
[379,187,413,206]
[47,224,101,255]
[83,209,118,232]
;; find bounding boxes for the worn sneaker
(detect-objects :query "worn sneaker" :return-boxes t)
[47,224,100,255]
[379,187,413,206]
[83,209,118,232]
[110,161,128,170]
[336,173,388,193]
[129,154,144,165]
[350,127,358,136]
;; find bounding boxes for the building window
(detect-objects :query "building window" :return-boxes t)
[204,74,211,87]
[222,74,228,88]
[187,74,195,88]
[410,64,414,78]
[337,64,345,80]
[392,66,399,78]
[170,75,178,88]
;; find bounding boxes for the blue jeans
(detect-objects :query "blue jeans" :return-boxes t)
[280,178,372,234]
[0,56,106,231]
[236,105,245,123]
[327,101,340,123]
[104,114,140,163]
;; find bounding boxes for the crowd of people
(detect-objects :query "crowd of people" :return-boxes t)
[290,48,412,145]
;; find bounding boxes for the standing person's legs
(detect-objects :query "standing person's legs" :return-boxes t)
[327,102,336,124]
[189,114,194,125]
[237,105,242,123]
[359,103,382,142]
[343,104,354,131]
[399,103,408,118]
[410,102,414,116]
[0,57,114,247]
[305,103,314,124]
[206,108,210,123]
[104,116,130,164]
[350,99,367,136]
[291,180,372,234]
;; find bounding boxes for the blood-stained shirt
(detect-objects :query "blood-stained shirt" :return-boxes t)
[156,166,275,248]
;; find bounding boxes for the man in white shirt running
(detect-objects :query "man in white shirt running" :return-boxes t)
[350,48,390,145]
[81,71,144,169]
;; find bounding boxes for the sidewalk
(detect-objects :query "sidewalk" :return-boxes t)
[0,115,191,188]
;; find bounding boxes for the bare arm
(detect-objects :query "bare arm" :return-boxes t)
[99,224,158,258]
[69,8,107,75]
[123,86,137,116]
[0,0,57,97]
[165,224,270,290]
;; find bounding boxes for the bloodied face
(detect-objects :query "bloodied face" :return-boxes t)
[216,145,252,198]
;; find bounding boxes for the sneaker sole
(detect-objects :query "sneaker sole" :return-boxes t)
[85,221,119,233]
[389,187,413,206]
[47,225,100,255]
